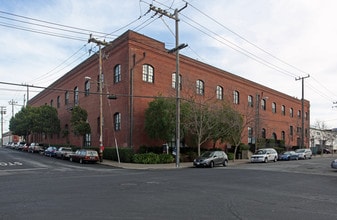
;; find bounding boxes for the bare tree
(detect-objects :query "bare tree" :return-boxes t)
[313,120,331,155]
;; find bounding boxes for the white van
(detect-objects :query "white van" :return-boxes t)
[251,148,278,163]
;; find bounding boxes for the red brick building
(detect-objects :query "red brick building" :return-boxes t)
[28,30,310,150]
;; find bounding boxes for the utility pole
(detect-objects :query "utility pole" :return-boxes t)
[255,93,261,152]
[296,74,310,149]
[0,106,6,147]
[150,3,188,168]
[8,99,18,117]
[88,34,110,162]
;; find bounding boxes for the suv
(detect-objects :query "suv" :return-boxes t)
[251,148,278,163]
[295,148,312,159]
[193,151,228,168]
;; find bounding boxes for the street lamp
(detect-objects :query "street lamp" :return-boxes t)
[85,74,103,162]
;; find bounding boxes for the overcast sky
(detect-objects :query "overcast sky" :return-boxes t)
[1,0,337,133]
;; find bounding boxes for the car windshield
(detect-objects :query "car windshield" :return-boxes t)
[201,151,214,157]
[255,150,266,155]
[296,149,305,153]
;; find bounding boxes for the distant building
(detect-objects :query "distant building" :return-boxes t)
[27,30,310,150]
[2,131,21,145]
[310,127,337,153]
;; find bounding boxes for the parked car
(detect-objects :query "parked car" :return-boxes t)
[28,143,43,153]
[278,151,299,161]
[22,143,30,152]
[69,149,99,164]
[323,148,331,154]
[15,142,26,151]
[193,150,228,168]
[55,147,74,159]
[295,148,312,159]
[44,146,58,157]
[331,159,337,169]
[251,148,278,163]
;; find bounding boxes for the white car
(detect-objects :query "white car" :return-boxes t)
[251,148,278,163]
[295,148,312,159]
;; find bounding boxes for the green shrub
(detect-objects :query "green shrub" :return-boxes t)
[133,152,160,164]
[227,152,234,160]
[103,148,134,163]
[159,154,175,163]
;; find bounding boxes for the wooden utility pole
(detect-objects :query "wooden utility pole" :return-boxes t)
[296,74,310,148]
[149,3,187,167]
[88,35,110,161]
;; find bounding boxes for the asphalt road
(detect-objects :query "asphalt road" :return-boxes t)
[1,147,337,220]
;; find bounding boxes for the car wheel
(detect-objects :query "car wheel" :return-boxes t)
[79,159,83,164]
[273,157,277,162]
[304,155,307,160]
[264,157,268,163]
[223,160,228,167]
[209,161,214,168]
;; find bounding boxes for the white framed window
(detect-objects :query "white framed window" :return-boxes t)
[142,64,154,83]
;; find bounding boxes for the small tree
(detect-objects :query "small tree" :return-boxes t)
[70,106,91,144]
[145,97,176,142]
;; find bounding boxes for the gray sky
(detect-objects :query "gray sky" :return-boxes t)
[1,0,337,133]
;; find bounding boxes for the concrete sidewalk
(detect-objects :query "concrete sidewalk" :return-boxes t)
[100,159,250,170]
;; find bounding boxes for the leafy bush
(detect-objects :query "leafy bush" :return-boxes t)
[159,154,175,163]
[133,152,160,164]
[133,153,175,164]
[227,152,234,160]
[103,148,134,163]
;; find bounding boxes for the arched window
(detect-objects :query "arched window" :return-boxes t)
[297,110,301,118]
[261,128,266,139]
[196,80,204,95]
[272,102,276,113]
[248,95,253,107]
[57,96,60,108]
[290,108,294,117]
[114,64,121,83]
[216,86,223,100]
[85,80,90,96]
[281,131,285,141]
[84,133,91,147]
[65,91,69,105]
[272,132,277,140]
[261,99,266,110]
[142,64,154,83]
[233,90,239,104]
[114,112,121,131]
[281,105,285,116]
[74,86,79,105]
[172,73,182,90]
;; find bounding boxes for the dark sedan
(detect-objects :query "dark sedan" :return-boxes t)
[44,146,58,157]
[69,149,99,164]
[278,151,299,161]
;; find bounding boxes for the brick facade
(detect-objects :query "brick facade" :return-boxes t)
[28,30,310,150]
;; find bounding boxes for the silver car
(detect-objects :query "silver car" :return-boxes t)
[295,148,312,159]
[331,159,337,169]
[193,151,228,168]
